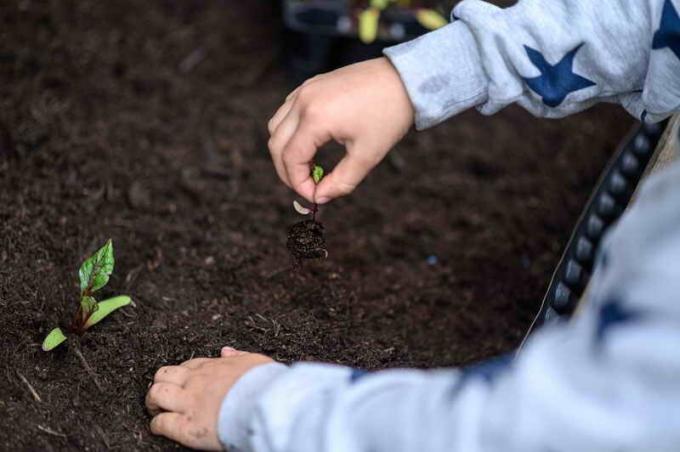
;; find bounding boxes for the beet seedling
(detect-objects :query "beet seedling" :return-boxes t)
[292,164,324,218]
[42,239,131,351]
[287,164,328,261]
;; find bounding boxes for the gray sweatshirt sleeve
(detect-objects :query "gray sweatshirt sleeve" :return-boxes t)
[218,156,680,452]
[384,0,680,129]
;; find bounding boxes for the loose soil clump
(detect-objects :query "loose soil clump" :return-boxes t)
[287,219,328,261]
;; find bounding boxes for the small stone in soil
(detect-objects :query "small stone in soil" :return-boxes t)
[287,220,327,261]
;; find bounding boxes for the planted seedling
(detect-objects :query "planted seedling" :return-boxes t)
[287,164,328,262]
[42,239,131,351]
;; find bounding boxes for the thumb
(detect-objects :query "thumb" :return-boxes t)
[314,144,378,204]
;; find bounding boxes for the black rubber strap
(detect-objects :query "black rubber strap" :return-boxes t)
[523,119,669,342]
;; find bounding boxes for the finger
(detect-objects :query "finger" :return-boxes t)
[180,357,212,369]
[220,346,245,358]
[286,75,319,102]
[154,366,190,386]
[150,412,185,438]
[150,412,218,450]
[314,146,376,203]
[282,123,331,202]
[146,382,189,415]
[286,86,301,102]
[149,413,195,448]
[268,110,300,188]
[268,98,294,135]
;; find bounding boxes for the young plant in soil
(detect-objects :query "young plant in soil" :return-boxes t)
[287,164,328,262]
[42,239,131,351]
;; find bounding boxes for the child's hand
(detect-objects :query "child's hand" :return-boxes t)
[146,348,273,450]
[268,57,414,204]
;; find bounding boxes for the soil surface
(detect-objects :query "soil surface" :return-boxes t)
[0,1,631,450]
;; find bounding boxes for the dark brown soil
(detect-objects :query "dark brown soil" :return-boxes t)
[0,1,631,450]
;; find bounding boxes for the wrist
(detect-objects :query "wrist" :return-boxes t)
[378,56,416,128]
[217,362,289,451]
[384,21,489,130]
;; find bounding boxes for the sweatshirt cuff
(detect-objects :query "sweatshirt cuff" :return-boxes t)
[383,20,489,130]
[218,362,289,451]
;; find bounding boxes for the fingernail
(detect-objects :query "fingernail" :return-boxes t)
[316,197,330,204]
[221,346,236,353]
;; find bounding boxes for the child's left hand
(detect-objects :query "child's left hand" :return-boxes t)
[146,347,274,450]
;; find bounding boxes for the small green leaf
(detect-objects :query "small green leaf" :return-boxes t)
[84,295,131,329]
[42,328,67,351]
[79,239,114,295]
[312,165,324,184]
[80,295,98,316]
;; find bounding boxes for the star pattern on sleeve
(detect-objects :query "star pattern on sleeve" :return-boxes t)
[523,44,596,108]
[449,354,513,398]
[349,368,369,383]
[652,0,680,61]
[594,298,643,348]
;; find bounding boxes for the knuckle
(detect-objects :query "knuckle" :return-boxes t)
[301,101,325,122]
[150,416,162,433]
[296,86,315,106]
[267,137,279,154]
[154,366,170,381]
[148,383,162,399]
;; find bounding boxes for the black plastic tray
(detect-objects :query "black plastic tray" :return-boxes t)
[283,0,435,42]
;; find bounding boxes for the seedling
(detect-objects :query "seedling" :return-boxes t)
[42,239,131,351]
[292,164,324,218]
[287,164,328,261]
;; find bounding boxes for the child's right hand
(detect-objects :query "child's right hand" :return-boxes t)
[268,57,414,204]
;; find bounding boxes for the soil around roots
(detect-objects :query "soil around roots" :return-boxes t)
[287,219,328,261]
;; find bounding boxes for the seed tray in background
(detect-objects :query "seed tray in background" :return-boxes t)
[283,0,450,44]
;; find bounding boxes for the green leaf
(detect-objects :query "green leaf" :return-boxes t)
[84,295,131,329]
[80,295,98,316]
[312,165,324,184]
[79,239,114,295]
[42,328,67,351]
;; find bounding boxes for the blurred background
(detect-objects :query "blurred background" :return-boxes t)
[0,1,632,449]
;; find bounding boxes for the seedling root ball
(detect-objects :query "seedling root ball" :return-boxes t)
[287,219,327,261]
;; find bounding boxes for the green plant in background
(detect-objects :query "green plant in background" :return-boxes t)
[42,239,131,351]
[358,0,447,44]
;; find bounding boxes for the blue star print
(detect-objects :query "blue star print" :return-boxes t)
[349,368,369,383]
[652,0,680,60]
[449,354,513,398]
[523,44,596,107]
[594,299,642,347]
